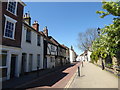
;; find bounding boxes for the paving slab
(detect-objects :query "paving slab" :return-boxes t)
[69,62,118,88]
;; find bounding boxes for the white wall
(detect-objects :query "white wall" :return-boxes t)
[87,51,92,62]
[21,25,44,72]
[0,45,21,81]
[46,43,57,68]
[46,56,55,68]
[69,49,76,63]
[47,43,57,55]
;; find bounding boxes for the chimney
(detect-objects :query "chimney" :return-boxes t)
[43,26,48,37]
[32,21,39,31]
[23,11,31,25]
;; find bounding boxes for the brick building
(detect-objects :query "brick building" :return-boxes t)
[0,0,26,81]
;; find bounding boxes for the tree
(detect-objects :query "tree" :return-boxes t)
[91,0,120,66]
[77,28,98,51]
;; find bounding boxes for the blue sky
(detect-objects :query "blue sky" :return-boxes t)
[24,2,114,55]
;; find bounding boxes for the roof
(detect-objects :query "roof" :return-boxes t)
[48,36,59,46]
[60,44,68,49]
[18,0,26,6]
[48,36,68,50]
[23,21,43,37]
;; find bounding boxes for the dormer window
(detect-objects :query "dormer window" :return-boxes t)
[7,0,17,15]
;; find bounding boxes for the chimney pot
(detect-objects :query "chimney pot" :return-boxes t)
[32,21,39,32]
[43,26,48,37]
[23,12,31,25]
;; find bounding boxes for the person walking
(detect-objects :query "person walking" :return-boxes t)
[102,60,105,70]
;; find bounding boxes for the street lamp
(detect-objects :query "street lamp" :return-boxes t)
[97,27,100,35]
[97,27,105,70]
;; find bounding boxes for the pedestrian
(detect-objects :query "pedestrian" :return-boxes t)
[102,60,105,70]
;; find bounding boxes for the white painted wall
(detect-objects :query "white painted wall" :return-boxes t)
[46,56,55,68]
[47,43,57,55]
[87,51,92,62]
[0,45,21,81]
[21,25,44,72]
[69,49,76,63]
[46,43,57,68]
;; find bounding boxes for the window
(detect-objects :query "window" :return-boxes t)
[37,35,41,46]
[0,51,7,66]
[5,21,14,38]
[51,45,55,52]
[26,29,31,43]
[0,51,8,78]
[4,15,17,39]
[7,0,17,15]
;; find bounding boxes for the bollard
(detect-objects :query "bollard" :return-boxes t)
[82,61,83,67]
[78,66,80,77]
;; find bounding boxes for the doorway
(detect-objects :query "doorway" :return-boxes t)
[10,54,17,78]
[21,53,27,75]
[29,54,33,72]
[43,57,47,69]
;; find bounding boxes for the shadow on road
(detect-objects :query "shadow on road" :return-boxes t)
[17,62,78,89]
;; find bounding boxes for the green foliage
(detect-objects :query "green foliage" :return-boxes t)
[91,0,120,63]
[105,63,113,68]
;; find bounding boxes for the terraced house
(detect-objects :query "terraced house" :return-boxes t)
[0,0,77,81]
[43,27,58,69]
[21,13,44,75]
[0,0,26,81]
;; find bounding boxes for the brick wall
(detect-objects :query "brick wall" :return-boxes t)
[2,2,24,48]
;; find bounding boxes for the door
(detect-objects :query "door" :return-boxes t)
[10,54,17,78]
[21,53,27,75]
[37,54,40,68]
[29,54,33,72]
[43,57,47,69]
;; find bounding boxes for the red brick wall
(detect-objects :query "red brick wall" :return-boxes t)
[2,2,24,48]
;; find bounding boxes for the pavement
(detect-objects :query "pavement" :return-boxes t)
[2,62,81,89]
[69,61,118,88]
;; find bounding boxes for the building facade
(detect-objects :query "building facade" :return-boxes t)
[0,0,25,81]
[43,27,57,69]
[21,13,44,75]
[69,46,77,63]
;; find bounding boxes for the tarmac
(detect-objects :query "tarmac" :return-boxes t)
[2,62,81,89]
[69,61,118,88]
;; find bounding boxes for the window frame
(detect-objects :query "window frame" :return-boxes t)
[37,35,41,46]
[0,50,8,68]
[51,45,55,52]
[26,29,31,43]
[7,0,18,16]
[3,15,17,40]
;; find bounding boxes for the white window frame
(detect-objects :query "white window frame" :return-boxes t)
[26,29,31,43]
[0,50,8,68]
[7,0,18,16]
[4,15,17,40]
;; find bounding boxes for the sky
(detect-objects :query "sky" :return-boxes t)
[24,2,114,55]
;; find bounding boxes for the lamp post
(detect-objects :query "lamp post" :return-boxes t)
[97,27,100,35]
[97,27,105,70]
